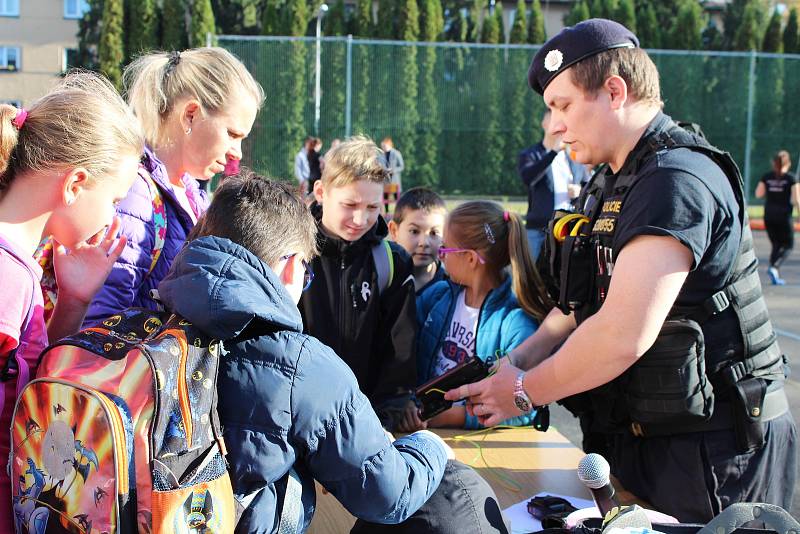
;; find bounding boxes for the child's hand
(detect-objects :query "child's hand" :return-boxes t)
[53,217,127,306]
[427,405,466,428]
[396,400,427,433]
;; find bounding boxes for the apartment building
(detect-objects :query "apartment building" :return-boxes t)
[0,0,88,107]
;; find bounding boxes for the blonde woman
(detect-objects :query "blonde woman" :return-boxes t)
[0,72,144,533]
[85,47,264,324]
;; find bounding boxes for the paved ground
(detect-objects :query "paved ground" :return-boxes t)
[548,228,800,517]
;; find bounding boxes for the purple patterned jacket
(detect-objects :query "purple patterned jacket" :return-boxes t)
[84,146,209,326]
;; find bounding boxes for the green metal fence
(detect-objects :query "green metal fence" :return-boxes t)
[220,35,800,200]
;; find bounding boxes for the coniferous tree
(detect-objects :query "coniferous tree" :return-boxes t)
[784,8,799,53]
[77,0,103,70]
[162,0,188,50]
[564,0,590,27]
[615,0,635,33]
[762,9,783,53]
[734,2,762,51]
[261,0,281,35]
[508,0,530,194]
[669,0,702,50]
[395,0,420,186]
[468,0,483,42]
[596,0,618,20]
[416,0,444,188]
[190,0,216,47]
[527,0,545,44]
[127,0,158,58]
[376,0,396,39]
[320,0,346,145]
[479,4,505,193]
[280,0,310,178]
[99,0,124,89]
[353,0,373,37]
[510,0,527,43]
[636,2,660,48]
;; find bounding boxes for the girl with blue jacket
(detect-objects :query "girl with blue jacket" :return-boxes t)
[416,201,553,429]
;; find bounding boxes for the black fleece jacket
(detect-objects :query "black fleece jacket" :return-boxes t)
[299,203,417,429]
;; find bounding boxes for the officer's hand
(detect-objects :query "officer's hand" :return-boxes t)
[444,362,523,427]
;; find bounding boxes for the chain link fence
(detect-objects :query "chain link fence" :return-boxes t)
[220,35,800,201]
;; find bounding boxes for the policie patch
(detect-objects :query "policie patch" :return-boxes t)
[592,196,623,235]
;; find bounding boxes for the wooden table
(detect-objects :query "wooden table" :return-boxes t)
[307,426,610,533]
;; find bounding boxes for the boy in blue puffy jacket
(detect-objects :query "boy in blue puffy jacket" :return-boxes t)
[158,172,509,533]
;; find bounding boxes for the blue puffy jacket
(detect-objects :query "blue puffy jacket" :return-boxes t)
[416,277,539,429]
[84,146,209,326]
[159,237,448,533]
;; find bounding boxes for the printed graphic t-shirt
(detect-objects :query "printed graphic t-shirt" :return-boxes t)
[0,234,47,534]
[434,290,480,377]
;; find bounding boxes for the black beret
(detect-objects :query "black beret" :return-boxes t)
[528,18,639,95]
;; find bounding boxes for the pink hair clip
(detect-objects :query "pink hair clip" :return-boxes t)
[11,108,28,130]
[503,211,510,222]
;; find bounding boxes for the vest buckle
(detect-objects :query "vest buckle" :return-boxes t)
[704,290,730,316]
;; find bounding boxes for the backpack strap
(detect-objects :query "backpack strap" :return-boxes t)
[0,241,37,418]
[139,166,168,277]
[372,239,394,295]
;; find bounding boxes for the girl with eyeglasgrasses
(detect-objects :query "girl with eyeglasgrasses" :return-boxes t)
[412,200,553,430]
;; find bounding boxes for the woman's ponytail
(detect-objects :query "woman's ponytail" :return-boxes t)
[506,211,553,320]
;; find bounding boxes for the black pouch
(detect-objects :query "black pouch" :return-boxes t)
[625,318,715,428]
[558,233,593,314]
[730,377,767,452]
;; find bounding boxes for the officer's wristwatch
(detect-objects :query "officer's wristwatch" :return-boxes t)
[513,372,533,413]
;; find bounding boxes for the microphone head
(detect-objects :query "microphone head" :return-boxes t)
[577,453,611,490]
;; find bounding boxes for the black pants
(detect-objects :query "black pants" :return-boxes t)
[610,411,797,524]
[351,460,510,534]
[765,215,794,268]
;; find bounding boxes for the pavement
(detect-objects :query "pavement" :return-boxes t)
[547,228,800,518]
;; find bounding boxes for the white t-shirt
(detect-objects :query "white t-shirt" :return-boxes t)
[434,290,480,377]
[551,150,575,211]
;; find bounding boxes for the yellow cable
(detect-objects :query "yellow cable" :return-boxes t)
[447,426,530,493]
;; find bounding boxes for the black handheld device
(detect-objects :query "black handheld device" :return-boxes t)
[527,495,578,528]
[415,357,490,421]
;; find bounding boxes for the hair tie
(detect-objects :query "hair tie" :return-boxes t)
[11,108,28,130]
[165,51,181,77]
[484,223,496,245]
[503,211,510,222]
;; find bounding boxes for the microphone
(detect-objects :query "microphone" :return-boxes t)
[577,453,620,520]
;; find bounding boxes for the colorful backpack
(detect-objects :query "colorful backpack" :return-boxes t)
[9,308,234,534]
[35,167,168,322]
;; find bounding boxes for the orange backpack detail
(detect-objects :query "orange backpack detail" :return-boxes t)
[10,308,234,534]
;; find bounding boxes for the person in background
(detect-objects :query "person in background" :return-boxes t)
[518,108,588,260]
[388,187,448,294]
[308,137,323,190]
[0,72,145,534]
[756,150,799,285]
[380,137,405,213]
[295,136,315,195]
[83,47,263,326]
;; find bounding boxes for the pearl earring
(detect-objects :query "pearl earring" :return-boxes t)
[185,128,192,135]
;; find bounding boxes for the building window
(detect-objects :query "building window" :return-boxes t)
[0,47,20,71]
[63,48,79,72]
[0,0,20,17]
[64,0,89,19]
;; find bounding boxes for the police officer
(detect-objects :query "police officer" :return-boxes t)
[446,19,797,522]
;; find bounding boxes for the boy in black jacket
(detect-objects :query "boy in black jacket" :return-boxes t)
[299,135,421,431]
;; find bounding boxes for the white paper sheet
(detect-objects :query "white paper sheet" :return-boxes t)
[502,492,595,534]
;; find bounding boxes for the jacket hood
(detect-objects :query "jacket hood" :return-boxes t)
[158,236,303,339]
[310,201,388,256]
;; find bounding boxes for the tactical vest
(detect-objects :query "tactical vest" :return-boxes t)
[560,121,786,439]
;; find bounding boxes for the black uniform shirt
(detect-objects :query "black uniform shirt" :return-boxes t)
[608,118,742,307]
